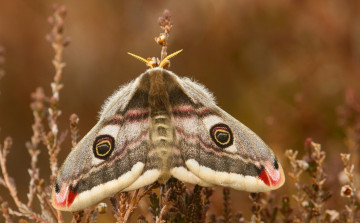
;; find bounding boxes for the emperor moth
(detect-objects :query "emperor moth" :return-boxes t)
[52,51,285,211]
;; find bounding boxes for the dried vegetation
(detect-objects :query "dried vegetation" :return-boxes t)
[0,5,360,223]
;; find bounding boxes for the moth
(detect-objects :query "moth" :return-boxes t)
[52,51,285,211]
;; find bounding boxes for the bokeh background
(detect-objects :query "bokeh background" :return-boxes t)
[0,0,360,222]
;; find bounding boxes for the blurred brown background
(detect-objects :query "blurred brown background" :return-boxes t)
[0,0,360,222]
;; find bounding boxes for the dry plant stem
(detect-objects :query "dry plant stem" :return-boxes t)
[35,181,56,222]
[157,182,179,223]
[157,183,172,222]
[111,192,128,222]
[223,188,232,223]
[287,140,328,223]
[44,5,70,223]
[156,203,169,223]
[45,5,69,183]
[119,192,129,219]
[123,189,140,222]
[0,138,49,223]
[26,87,45,208]
[285,149,307,220]
[338,90,360,188]
[345,127,359,187]
[71,208,96,223]
[156,184,167,223]
[26,145,41,209]
[155,9,172,61]
[112,184,157,223]
[202,188,214,222]
[0,137,23,210]
[260,192,277,222]
[70,114,80,147]
[340,153,357,223]
[310,142,327,222]
[249,193,263,223]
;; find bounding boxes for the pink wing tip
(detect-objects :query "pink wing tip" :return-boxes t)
[52,182,78,209]
[258,159,285,189]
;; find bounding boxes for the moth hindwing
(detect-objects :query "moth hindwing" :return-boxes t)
[52,68,285,211]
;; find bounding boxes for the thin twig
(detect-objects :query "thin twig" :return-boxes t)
[223,188,232,223]
[44,5,70,223]
[285,148,308,220]
[0,138,49,222]
[249,193,263,223]
[45,4,70,184]
[0,137,23,209]
[111,183,158,223]
[153,9,173,69]
[310,142,327,222]
[26,87,45,208]
[340,153,357,223]
[69,113,79,148]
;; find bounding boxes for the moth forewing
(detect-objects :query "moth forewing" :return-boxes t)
[165,69,285,191]
[52,74,151,211]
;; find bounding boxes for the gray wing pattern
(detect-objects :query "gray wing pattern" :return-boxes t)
[165,71,285,192]
[52,73,154,211]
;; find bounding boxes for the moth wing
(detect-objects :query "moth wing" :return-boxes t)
[52,73,158,211]
[168,72,285,192]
